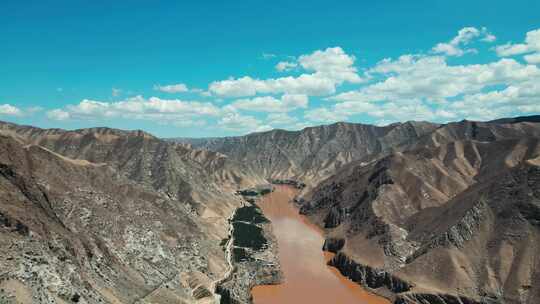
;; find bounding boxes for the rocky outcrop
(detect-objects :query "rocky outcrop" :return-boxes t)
[407,199,487,263]
[329,253,497,304]
[328,252,412,293]
[323,205,345,228]
[0,211,29,236]
[322,238,345,253]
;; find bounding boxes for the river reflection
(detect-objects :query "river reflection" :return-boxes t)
[251,185,389,304]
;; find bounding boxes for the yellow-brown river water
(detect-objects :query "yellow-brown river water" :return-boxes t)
[251,185,390,304]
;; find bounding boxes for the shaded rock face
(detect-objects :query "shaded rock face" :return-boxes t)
[322,238,345,253]
[328,252,412,293]
[323,205,345,228]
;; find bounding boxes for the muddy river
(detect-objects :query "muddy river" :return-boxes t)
[251,185,389,304]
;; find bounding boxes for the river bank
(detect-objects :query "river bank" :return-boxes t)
[215,201,281,304]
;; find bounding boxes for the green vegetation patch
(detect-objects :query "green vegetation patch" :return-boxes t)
[233,206,269,224]
[259,188,272,195]
[236,186,273,197]
[232,222,267,251]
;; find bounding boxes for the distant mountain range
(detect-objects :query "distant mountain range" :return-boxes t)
[1,115,539,304]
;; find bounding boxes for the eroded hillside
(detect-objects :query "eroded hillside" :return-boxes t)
[299,120,540,304]
[1,116,539,304]
[0,122,265,303]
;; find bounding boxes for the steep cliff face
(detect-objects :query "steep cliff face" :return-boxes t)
[301,132,540,304]
[328,252,412,293]
[173,121,439,185]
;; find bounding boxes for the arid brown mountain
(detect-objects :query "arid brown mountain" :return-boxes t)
[178,116,540,304]
[173,121,439,187]
[1,116,539,304]
[0,121,267,303]
[299,119,540,304]
[0,122,264,205]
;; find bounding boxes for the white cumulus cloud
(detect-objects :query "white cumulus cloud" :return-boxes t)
[209,47,362,97]
[0,104,22,116]
[154,83,189,93]
[112,88,122,97]
[275,61,298,72]
[524,52,540,64]
[432,27,495,57]
[335,56,540,104]
[324,45,540,125]
[46,109,71,121]
[230,94,308,113]
[209,75,337,97]
[47,96,220,125]
[33,27,540,134]
[304,107,350,124]
[217,110,271,133]
[267,113,298,126]
[298,47,362,83]
[495,28,540,57]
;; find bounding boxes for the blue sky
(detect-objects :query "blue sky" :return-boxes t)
[1,1,540,137]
